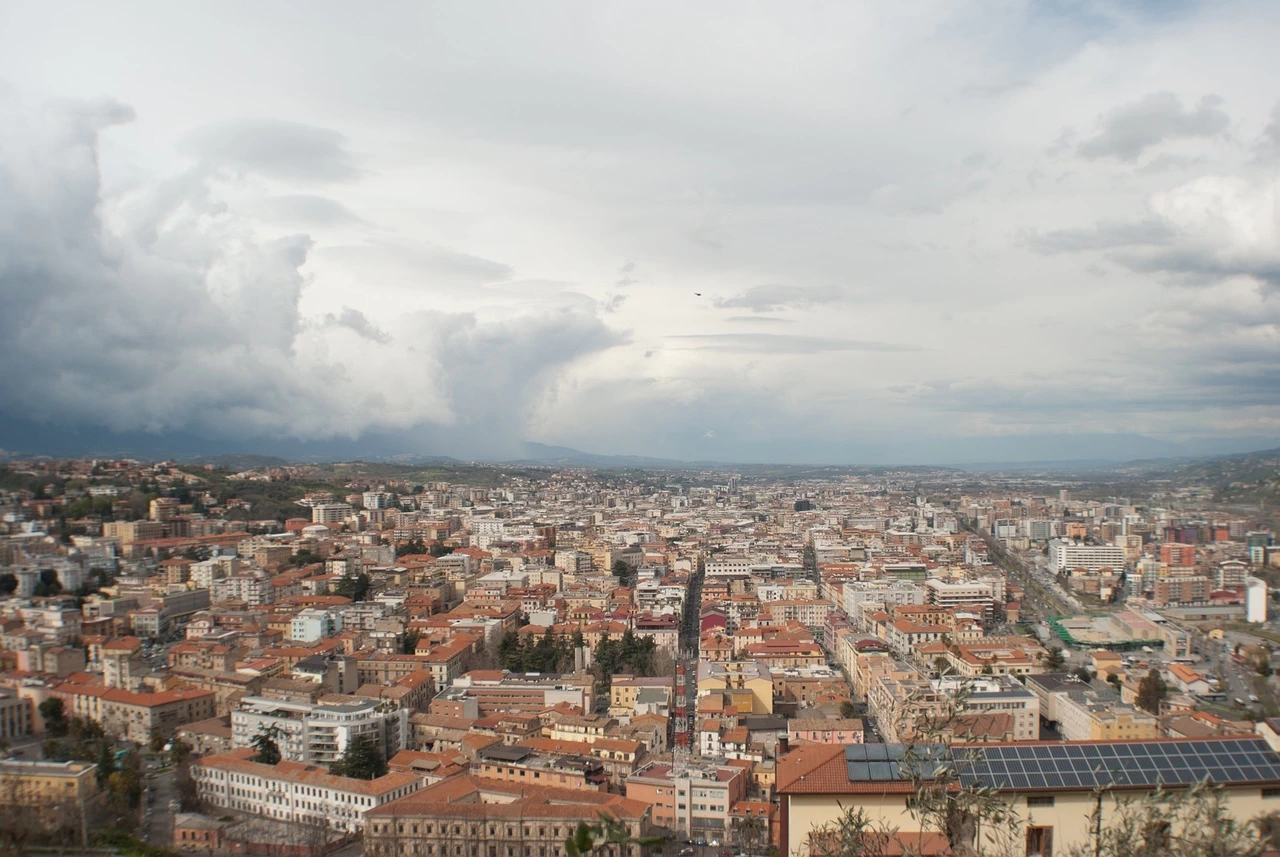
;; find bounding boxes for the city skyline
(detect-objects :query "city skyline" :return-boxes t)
[4,2,1280,464]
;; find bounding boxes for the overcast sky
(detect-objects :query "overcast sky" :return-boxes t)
[2,1,1280,464]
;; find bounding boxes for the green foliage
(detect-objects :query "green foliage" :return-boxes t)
[593,631,659,696]
[39,697,68,736]
[563,813,664,857]
[396,538,428,557]
[334,572,372,602]
[170,739,192,767]
[840,700,857,719]
[1137,668,1167,715]
[402,628,422,654]
[1066,782,1266,857]
[1041,646,1067,671]
[807,803,892,857]
[290,548,324,567]
[329,734,387,780]
[34,569,63,597]
[250,728,281,765]
[500,627,574,673]
[428,542,453,558]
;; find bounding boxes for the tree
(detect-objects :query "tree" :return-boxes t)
[1073,667,1095,684]
[396,538,427,557]
[1137,669,1167,715]
[1107,672,1123,690]
[402,628,422,654]
[39,697,68,737]
[251,727,282,765]
[174,759,202,812]
[840,700,857,719]
[564,812,664,857]
[0,573,16,596]
[933,656,952,677]
[612,560,631,583]
[428,542,453,558]
[329,734,386,780]
[807,802,892,857]
[737,812,767,856]
[170,739,192,767]
[1041,646,1067,671]
[335,572,371,602]
[1066,781,1266,857]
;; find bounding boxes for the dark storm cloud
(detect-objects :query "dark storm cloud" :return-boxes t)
[1076,92,1229,162]
[666,333,920,353]
[712,285,845,313]
[0,95,621,451]
[179,119,361,182]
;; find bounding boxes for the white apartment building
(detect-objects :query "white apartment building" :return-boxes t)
[705,555,753,577]
[1023,520,1058,541]
[230,697,409,766]
[291,608,344,643]
[362,492,392,510]
[842,582,926,628]
[923,579,994,613]
[312,503,354,524]
[210,571,274,606]
[193,751,422,832]
[1049,540,1127,572]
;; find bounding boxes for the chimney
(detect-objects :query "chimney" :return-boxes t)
[778,736,790,755]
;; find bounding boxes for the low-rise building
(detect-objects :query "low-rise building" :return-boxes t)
[192,748,422,832]
[626,760,749,838]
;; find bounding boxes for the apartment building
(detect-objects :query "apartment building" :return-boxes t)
[1049,540,1126,572]
[54,684,216,743]
[193,749,422,832]
[610,675,674,716]
[923,579,995,615]
[625,760,749,837]
[364,776,655,857]
[0,759,100,832]
[787,718,864,745]
[430,671,594,717]
[475,744,607,791]
[696,662,774,715]
[231,696,409,766]
[0,689,33,740]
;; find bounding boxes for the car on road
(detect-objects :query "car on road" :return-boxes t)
[679,849,695,856]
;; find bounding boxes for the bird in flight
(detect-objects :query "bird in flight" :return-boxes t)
[694,292,702,296]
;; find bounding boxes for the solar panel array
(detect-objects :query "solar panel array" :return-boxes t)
[952,738,1280,791]
[845,743,948,782]
[842,739,1280,790]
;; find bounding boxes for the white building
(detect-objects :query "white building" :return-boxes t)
[1247,577,1268,624]
[1049,540,1127,572]
[362,492,392,510]
[312,503,354,524]
[291,608,344,642]
[924,578,995,614]
[230,697,409,766]
[193,750,422,832]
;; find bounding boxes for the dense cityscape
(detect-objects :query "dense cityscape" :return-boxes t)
[6,2,1280,855]
[0,455,1279,855]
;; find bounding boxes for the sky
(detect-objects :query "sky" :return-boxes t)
[2,1,1280,465]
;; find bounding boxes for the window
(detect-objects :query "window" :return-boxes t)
[1025,826,1053,857]
[1264,788,1280,799]
[1026,796,1055,807]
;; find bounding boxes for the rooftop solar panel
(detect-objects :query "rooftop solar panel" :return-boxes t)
[953,738,1280,791]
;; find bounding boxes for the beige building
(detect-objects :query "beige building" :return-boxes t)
[0,759,100,836]
[779,737,1280,857]
[55,683,217,744]
[365,775,655,857]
